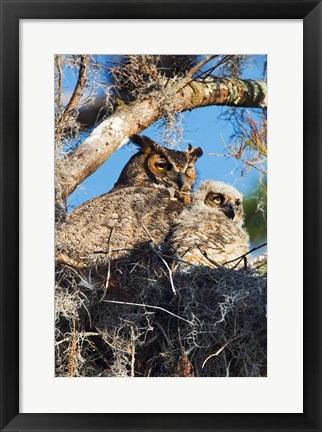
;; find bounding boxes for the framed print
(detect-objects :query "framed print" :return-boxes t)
[1,1,321,431]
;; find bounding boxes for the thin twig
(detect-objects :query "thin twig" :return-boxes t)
[186,54,217,78]
[202,336,238,369]
[224,242,267,269]
[178,55,218,93]
[102,300,193,325]
[101,337,129,354]
[188,55,235,84]
[55,331,101,347]
[196,244,221,268]
[139,222,176,295]
[229,153,267,175]
[154,252,176,295]
[88,62,114,71]
[199,55,235,80]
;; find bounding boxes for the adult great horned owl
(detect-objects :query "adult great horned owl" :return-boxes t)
[56,136,203,267]
[113,134,203,203]
[56,186,185,267]
[167,181,250,269]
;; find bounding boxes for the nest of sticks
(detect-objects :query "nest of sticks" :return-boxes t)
[55,245,267,377]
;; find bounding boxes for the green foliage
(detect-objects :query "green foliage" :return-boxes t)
[243,179,267,245]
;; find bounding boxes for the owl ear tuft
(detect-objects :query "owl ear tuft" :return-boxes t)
[186,145,203,161]
[129,134,161,155]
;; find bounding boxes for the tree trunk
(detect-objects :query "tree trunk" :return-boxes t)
[57,76,267,201]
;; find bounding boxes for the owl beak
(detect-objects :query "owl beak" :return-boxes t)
[176,173,186,190]
[223,203,236,220]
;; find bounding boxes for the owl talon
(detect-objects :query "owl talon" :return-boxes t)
[55,253,87,269]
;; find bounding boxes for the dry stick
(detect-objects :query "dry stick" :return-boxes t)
[228,151,267,175]
[88,62,115,71]
[238,157,267,175]
[224,242,267,269]
[196,242,267,270]
[186,54,217,78]
[193,59,222,79]
[103,300,193,325]
[139,222,177,295]
[56,55,89,135]
[101,337,129,354]
[179,55,218,93]
[205,55,235,75]
[195,65,220,83]
[105,260,112,291]
[191,55,234,83]
[155,252,176,296]
[56,332,101,346]
[196,244,221,268]
[202,336,238,369]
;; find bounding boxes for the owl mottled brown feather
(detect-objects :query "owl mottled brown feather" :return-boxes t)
[56,186,185,267]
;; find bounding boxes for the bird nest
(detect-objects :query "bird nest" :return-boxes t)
[55,245,267,377]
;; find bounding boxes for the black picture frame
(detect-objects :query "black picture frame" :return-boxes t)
[0,1,321,431]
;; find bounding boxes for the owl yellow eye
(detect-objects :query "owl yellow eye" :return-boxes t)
[213,195,223,205]
[155,160,172,171]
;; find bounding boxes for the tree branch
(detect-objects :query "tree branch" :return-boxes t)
[55,55,89,136]
[186,54,217,78]
[57,76,267,200]
[55,55,63,115]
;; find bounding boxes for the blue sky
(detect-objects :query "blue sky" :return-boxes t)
[64,54,267,212]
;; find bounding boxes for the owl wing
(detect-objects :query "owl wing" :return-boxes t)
[56,186,182,264]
